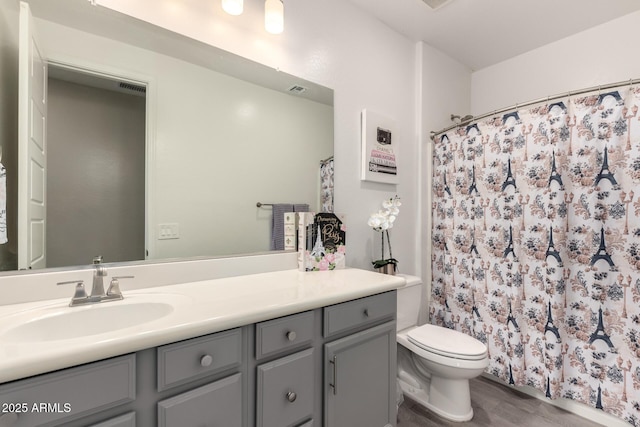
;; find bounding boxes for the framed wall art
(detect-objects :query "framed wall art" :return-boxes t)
[360,109,399,184]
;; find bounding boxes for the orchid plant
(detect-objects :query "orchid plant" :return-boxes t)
[368,195,401,272]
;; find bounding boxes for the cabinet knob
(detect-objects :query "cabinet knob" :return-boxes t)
[286,330,297,341]
[363,308,370,317]
[286,391,297,403]
[200,354,213,367]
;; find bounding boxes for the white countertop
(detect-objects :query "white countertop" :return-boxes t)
[0,268,405,384]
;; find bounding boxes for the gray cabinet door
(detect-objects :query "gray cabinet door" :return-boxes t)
[88,412,136,427]
[324,321,396,427]
[256,348,314,427]
[157,373,242,427]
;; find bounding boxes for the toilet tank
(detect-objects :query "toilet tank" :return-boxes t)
[396,275,423,332]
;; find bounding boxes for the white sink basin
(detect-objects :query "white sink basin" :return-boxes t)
[2,295,183,342]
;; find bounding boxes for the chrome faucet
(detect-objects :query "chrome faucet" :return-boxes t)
[57,256,134,307]
[91,255,108,298]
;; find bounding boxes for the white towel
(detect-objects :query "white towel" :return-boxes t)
[0,163,7,244]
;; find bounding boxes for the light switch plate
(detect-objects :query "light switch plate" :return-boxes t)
[158,223,180,239]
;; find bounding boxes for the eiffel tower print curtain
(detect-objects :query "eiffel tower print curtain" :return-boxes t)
[430,86,640,425]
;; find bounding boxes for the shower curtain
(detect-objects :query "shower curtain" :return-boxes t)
[320,157,334,213]
[430,86,640,425]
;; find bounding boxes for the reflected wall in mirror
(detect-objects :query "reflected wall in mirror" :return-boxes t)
[0,0,334,273]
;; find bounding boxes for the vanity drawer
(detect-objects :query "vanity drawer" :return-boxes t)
[157,328,242,391]
[256,348,314,427]
[0,354,135,427]
[256,311,314,360]
[157,373,242,427]
[88,411,136,427]
[323,291,396,338]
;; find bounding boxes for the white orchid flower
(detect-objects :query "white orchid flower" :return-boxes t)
[368,195,401,268]
[368,195,401,231]
[387,215,397,226]
[382,196,401,209]
[368,210,390,230]
[367,216,382,228]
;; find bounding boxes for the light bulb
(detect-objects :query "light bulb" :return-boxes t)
[222,0,243,16]
[265,0,284,34]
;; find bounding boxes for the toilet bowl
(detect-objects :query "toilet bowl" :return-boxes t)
[396,276,489,422]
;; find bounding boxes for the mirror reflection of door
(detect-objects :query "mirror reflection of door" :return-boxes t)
[17,1,46,270]
[46,65,146,268]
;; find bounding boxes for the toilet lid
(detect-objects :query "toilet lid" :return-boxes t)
[407,324,487,360]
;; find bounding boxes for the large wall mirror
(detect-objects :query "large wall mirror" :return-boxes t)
[0,0,334,274]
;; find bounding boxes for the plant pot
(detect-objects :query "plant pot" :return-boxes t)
[376,263,396,275]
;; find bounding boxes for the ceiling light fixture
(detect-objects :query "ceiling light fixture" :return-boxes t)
[222,0,243,16]
[265,0,284,34]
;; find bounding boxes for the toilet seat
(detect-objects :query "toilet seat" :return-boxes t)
[407,324,487,361]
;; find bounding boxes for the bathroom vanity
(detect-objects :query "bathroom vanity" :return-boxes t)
[0,268,404,427]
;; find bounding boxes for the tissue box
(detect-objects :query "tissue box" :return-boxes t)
[297,212,346,271]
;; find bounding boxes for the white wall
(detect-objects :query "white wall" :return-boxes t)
[36,19,333,260]
[97,0,421,273]
[418,42,472,321]
[472,10,640,115]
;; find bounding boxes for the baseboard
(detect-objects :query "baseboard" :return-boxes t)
[481,373,628,427]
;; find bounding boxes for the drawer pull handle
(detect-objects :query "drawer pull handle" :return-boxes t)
[0,412,19,427]
[286,391,297,402]
[329,355,338,395]
[363,308,370,317]
[286,330,297,341]
[200,354,213,367]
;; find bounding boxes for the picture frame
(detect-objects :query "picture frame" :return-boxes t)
[360,109,399,184]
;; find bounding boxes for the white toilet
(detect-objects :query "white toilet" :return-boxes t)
[396,276,489,422]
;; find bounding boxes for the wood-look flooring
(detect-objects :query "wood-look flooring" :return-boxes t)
[397,376,604,427]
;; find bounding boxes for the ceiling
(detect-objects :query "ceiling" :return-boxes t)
[28,0,640,74]
[26,0,333,105]
[346,0,640,71]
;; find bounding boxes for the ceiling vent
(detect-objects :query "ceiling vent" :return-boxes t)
[119,82,146,94]
[421,0,453,10]
[288,85,308,94]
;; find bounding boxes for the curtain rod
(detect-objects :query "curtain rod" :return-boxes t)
[429,77,640,140]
